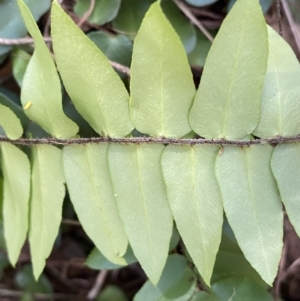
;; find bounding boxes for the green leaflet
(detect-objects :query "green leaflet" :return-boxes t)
[63,144,128,265]
[1,143,30,265]
[130,2,195,138]
[161,145,223,285]
[0,92,29,128]
[108,144,173,284]
[0,103,23,140]
[29,145,65,280]
[215,145,283,285]
[17,0,78,139]
[254,26,300,138]
[189,0,268,140]
[271,143,300,237]
[133,254,197,301]
[51,1,133,138]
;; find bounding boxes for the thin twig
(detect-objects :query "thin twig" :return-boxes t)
[46,264,78,291]
[0,288,84,301]
[173,0,214,42]
[0,135,300,146]
[0,37,52,45]
[87,270,109,300]
[281,0,300,55]
[0,37,130,75]
[276,0,283,36]
[77,0,96,27]
[43,12,51,38]
[110,60,130,75]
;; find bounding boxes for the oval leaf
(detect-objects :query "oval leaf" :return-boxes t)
[108,144,173,284]
[186,0,218,7]
[254,26,300,138]
[98,285,128,301]
[188,30,212,68]
[0,0,50,55]
[88,32,133,66]
[161,0,196,53]
[133,254,197,301]
[1,143,30,265]
[189,0,268,140]
[29,145,65,280]
[74,0,121,25]
[191,291,216,301]
[86,246,137,271]
[228,0,273,13]
[17,0,79,139]
[213,277,273,301]
[63,144,128,265]
[112,0,152,39]
[130,2,195,138]
[0,103,23,139]
[161,145,223,285]
[215,145,283,285]
[88,32,132,78]
[271,143,300,237]
[15,264,53,294]
[51,1,133,138]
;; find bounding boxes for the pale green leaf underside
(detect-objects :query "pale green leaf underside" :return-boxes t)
[133,254,197,301]
[0,103,23,140]
[108,144,173,284]
[189,0,268,140]
[161,145,223,285]
[215,145,283,285]
[271,143,300,238]
[63,144,128,265]
[17,0,78,139]
[29,145,65,280]
[1,143,30,265]
[51,1,133,138]
[254,26,300,138]
[130,2,195,138]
